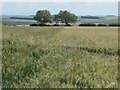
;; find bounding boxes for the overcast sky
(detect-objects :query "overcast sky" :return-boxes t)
[1,1,118,16]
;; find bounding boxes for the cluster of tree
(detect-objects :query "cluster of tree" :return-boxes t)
[33,10,77,26]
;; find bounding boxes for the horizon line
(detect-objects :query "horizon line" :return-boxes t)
[1,14,118,16]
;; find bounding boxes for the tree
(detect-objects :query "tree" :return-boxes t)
[58,10,77,25]
[34,10,52,24]
[53,14,60,24]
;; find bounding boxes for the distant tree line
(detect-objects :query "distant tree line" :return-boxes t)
[10,17,33,20]
[81,16,99,19]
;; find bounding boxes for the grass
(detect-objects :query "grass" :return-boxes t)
[2,26,119,88]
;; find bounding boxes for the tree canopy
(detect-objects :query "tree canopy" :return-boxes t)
[53,14,60,24]
[34,10,52,24]
[34,10,77,25]
[58,10,77,25]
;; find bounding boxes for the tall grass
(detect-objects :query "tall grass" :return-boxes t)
[2,26,119,88]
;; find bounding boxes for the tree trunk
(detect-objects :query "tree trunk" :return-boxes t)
[65,20,68,25]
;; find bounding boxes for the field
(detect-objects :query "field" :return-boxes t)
[2,26,119,88]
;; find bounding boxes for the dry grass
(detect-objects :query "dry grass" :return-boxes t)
[2,26,119,88]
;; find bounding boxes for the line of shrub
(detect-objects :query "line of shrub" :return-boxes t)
[30,23,72,26]
[30,23,120,27]
[79,23,96,26]
[79,23,120,27]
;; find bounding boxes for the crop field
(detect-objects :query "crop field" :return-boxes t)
[2,26,119,88]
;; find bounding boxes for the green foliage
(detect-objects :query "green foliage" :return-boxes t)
[34,10,77,25]
[2,26,118,88]
[53,14,60,24]
[58,10,77,25]
[34,10,52,24]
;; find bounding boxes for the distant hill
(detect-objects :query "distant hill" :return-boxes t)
[77,15,118,25]
[1,15,118,26]
[105,15,116,17]
[2,15,36,25]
